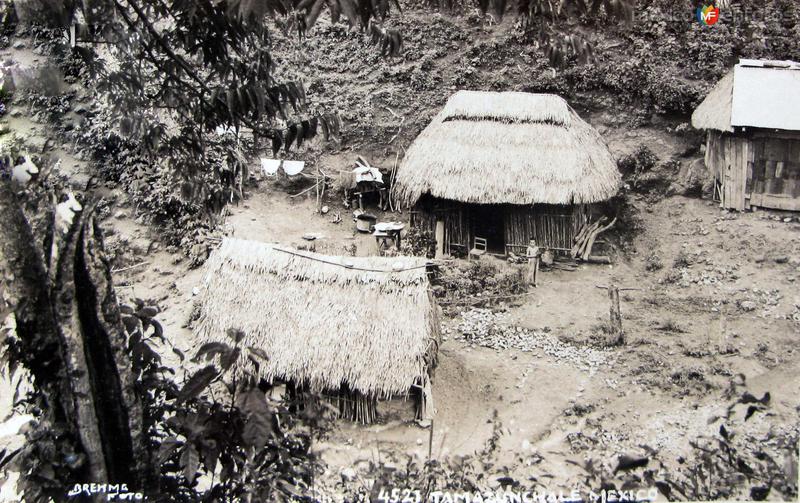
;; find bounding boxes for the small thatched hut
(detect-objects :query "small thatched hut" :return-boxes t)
[692,59,800,212]
[193,238,441,423]
[394,91,621,257]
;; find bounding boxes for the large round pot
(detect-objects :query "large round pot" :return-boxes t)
[356,213,377,233]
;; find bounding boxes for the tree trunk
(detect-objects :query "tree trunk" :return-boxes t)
[0,180,154,494]
[73,212,153,489]
[0,180,78,432]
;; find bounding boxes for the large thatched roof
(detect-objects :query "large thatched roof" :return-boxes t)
[193,238,440,398]
[692,59,800,133]
[393,91,621,206]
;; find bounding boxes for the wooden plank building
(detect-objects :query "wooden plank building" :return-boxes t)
[692,59,800,212]
[394,91,621,256]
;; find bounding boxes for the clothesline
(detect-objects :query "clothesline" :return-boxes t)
[271,245,436,273]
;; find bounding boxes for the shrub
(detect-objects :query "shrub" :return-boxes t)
[400,226,436,258]
[673,249,692,268]
[618,145,658,178]
[432,261,527,313]
[645,252,664,272]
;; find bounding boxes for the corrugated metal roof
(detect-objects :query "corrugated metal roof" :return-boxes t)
[731,61,800,130]
[692,59,800,132]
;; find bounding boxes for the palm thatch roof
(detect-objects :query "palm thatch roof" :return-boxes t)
[193,238,440,399]
[393,91,621,206]
[692,71,735,133]
[692,59,800,133]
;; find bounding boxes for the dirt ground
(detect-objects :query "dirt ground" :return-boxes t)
[102,180,800,494]
[1,123,799,496]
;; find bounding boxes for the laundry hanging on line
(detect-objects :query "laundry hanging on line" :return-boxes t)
[260,159,306,176]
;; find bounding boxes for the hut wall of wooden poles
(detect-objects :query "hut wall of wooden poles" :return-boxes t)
[411,200,590,256]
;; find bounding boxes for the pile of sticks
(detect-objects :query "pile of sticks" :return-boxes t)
[571,216,617,261]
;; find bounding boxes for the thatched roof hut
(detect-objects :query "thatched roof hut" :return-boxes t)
[692,59,800,212]
[193,238,441,422]
[395,91,620,257]
[394,91,620,207]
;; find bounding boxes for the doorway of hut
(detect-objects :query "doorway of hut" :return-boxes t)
[470,204,506,254]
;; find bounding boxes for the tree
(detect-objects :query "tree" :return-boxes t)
[0,166,153,499]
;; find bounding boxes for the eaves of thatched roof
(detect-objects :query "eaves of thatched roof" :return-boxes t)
[393,91,621,207]
[692,59,800,133]
[193,238,440,398]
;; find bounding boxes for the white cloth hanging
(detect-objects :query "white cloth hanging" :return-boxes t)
[352,166,383,184]
[282,160,305,176]
[260,158,281,176]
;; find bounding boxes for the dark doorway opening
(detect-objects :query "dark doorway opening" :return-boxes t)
[470,205,505,254]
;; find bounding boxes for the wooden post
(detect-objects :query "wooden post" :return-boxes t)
[434,220,445,259]
[428,420,434,460]
[596,284,640,346]
[607,284,624,345]
[315,168,321,213]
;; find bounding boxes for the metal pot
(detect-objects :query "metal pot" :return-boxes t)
[355,213,377,233]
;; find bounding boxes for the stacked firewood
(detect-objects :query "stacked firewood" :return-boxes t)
[571,216,617,261]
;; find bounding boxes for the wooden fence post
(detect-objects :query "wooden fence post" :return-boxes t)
[608,284,624,345]
[596,284,640,346]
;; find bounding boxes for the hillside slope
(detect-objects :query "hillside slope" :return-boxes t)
[267,1,799,195]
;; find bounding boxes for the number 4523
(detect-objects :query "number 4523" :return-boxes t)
[376,487,422,503]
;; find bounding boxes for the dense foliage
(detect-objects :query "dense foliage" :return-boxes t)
[127,318,327,502]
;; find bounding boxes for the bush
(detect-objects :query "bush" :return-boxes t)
[645,252,664,272]
[72,108,228,266]
[618,145,658,178]
[432,261,527,313]
[673,248,692,268]
[400,226,436,258]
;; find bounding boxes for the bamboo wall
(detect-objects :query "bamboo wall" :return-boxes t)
[410,210,437,236]
[505,204,585,254]
[412,200,586,256]
[300,386,422,424]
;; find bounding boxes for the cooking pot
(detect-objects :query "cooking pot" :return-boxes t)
[355,213,377,233]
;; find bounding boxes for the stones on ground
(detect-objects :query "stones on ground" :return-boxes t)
[449,308,610,372]
[739,300,757,312]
